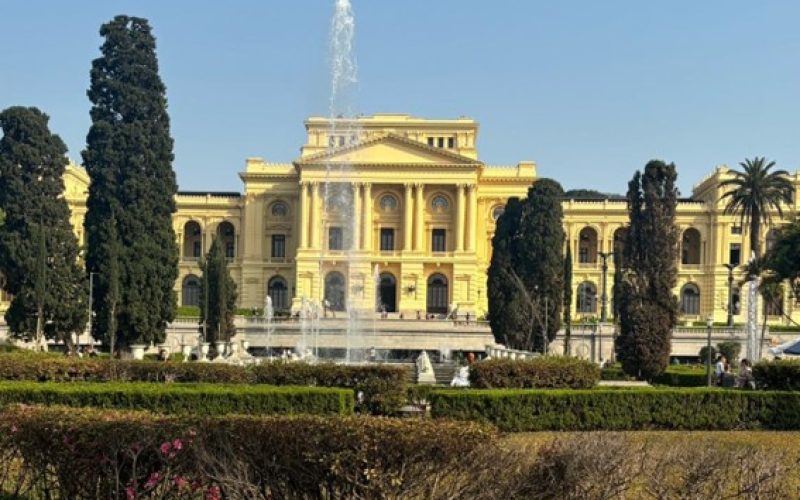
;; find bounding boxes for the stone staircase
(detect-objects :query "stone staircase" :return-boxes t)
[432,361,457,385]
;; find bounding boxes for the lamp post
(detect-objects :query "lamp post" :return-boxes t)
[724,263,736,327]
[706,314,714,387]
[598,251,614,324]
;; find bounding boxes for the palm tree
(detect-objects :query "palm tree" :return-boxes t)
[720,157,794,261]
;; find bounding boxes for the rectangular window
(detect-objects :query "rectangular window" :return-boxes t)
[427,137,435,147]
[225,242,235,259]
[271,234,286,258]
[432,229,446,252]
[731,225,742,235]
[447,137,454,148]
[329,227,343,251]
[729,243,741,266]
[437,137,445,148]
[380,228,395,251]
[192,241,202,258]
[579,247,589,263]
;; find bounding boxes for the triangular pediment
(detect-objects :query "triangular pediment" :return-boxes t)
[296,133,481,166]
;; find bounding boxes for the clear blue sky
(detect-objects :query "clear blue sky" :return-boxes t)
[2,1,799,195]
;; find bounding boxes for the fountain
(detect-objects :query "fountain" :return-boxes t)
[263,294,274,358]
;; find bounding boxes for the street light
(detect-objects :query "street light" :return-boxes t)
[598,251,614,323]
[724,263,736,327]
[706,314,714,387]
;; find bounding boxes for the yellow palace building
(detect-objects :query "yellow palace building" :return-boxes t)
[4,113,799,327]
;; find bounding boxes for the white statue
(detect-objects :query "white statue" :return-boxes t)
[450,365,471,387]
[416,350,436,384]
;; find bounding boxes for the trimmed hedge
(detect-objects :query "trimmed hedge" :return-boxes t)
[0,354,407,414]
[0,405,493,499]
[469,357,600,389]
[429,388,800,431]
[753,359,800,390]
[252,362,408,415]
[652,365,707,387]
[0,382,354,416]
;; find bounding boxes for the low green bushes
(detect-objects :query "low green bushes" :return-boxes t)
[429,388,800,431]
[469,357,600,389]
[754,359,800,390]
[652,365,707,387]
[0,405,492,499]
[0,354,407,414]
[0,382,353,416]
[252,362,408,415]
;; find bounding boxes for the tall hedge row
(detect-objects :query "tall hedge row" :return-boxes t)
[0,382,354,416]
[0,355,407,414]
[430,388,800,431]
[0,406,493,499]
[469,357,600,388]
[753,359,800,390]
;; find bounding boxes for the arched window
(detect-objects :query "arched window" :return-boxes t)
[578,227,598,264]
[491,205,505,221]
[431,195,449,212]
[766,229,781,253]
[681,228,701,265]
[217,221,236,259]
[267,276,289,311]
[577,282,597,314]
[183,221,202,260]
[324,272,346,312]
[680,283,701,315]
[379,194,398,212]
[182,275,201,307]
[377,272,397,312]
[271,202,288,217]
[613,227,628,263]
[426,274,449,314]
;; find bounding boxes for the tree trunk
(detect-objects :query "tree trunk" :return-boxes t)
[750,212,761,259]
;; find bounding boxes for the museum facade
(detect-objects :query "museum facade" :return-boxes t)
[4,113,799,326]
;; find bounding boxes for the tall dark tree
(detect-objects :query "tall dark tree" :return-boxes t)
[487,197,526,347]
[83,16,179,348]
[199,237,237,343]
[763,219,800,299]
[563,244,573,355]
[0,107,87,348]
[720,157,793,260]
[517,179,565,353]
[616,161,679,379]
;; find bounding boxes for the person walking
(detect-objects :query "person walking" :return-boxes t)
[714,355,727,386]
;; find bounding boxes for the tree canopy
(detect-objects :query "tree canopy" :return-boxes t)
[0,106,87,347]
[616,160,679,379]
[199,237,237,343]
[83,16,179,348]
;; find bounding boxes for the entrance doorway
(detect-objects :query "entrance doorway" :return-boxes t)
[324,272,346,311]
[378,273,397,313]
[426,273,448,314]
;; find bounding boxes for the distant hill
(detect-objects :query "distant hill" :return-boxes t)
[563,189,625,200]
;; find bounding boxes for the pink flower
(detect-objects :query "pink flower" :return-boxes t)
[206,485,221,500]
[10,425,17,433]
[144,472,161,490]
[160,441,172,455]
[172,438,183,450]
[174,475,188,489]
[125,485,136,500]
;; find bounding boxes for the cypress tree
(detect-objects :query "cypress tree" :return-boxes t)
[563,244,573,355]
[616,160,679,379]
[487,197,525,347]
[517,179,565,353]
[83,16,179,348]
[0,107,87,349]
[199,237,237,343]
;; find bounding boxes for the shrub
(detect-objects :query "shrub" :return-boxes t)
[0,405,493,499]
[600,364,634,381]
[0,382,354,416]
[717,341,742,367]
[699,345,717,364]
[753,359,800,390]
[429,388,800,431]
[469,357,600,389]
[252,362,408,415]
[652,365,707,387]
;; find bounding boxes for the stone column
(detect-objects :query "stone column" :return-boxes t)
[352,182,361,250]
[456,184,466,252]
[299,182,309,249]
[466,184,477,252]
[363,183,372,251]
[404,183,413,252]
[310,182,320,250]
[414,183,425,251]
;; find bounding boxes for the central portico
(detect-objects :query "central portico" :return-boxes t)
[236,114,536,317]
